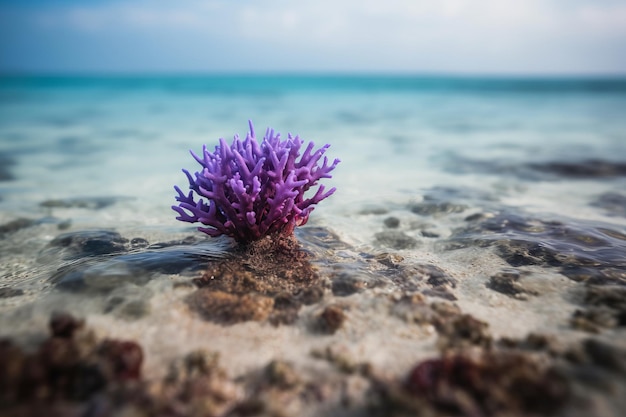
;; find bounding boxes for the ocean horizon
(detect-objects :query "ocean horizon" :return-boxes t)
[3,72,626,91]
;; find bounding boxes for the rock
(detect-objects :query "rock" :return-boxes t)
[0,218,36,238]
[572,285,626,332]
[444,155,626,181]
[331,273,368,296]
[50,311,85,338]
[97,339,144,381]
[528,160,626,179]
[265,360,300,389]
[571,307,619,332]
[374,231,418,249]
[448,210,626,286]
[436,314,492,350]
[374,253,404,268]
[40,196,121,210]
[359,206,389,215]
[383,217,400,228]
[591,192,626,217]
[130,237,149,248]
[401,352,569,416]
[0,312,143,408]
[315,305,347,334]
[50,241,225,293]
[44,230,129,259]
[0,287,24,298]
[487,269,537,299]
[410,201,467,216]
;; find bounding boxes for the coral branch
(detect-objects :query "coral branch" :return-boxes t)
[173,121,340,243]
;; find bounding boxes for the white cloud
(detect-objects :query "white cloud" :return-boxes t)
[34,1,227,32]
[31,0,626,41]
[12,0,626,73]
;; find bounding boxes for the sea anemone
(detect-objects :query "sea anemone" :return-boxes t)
[173,121,340,243]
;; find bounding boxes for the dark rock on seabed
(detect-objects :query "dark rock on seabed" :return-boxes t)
[571,284,626,332]
[47,233,227,294]
[383,216,400,228]
[0,218,37,238]
[44,230,130,259]
[448,210,626,286]
[374,351,570,417]
[445,208,626,333]
[445,155,626,181]
[313,304,347,334]
[487,269,538,299]
[2,310,624,417]
[0,287,24,298]
[0,312,142,410]
[40,196,124,211]
[529,159,626,179]
[591,192,626,217]
[374,230,418,249]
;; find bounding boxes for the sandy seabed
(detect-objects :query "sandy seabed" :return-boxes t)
[1,180,625,417]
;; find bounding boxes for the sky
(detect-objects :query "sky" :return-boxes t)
[1,0,625,75]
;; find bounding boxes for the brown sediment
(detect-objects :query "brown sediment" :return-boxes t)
[389,294,491,350]
[0,312,142,411]
[189,233,325,325]
[2,303,625,417]
[314,304,348,334]
[372,351,571,417]
[486,269,538,299]
[191,290,275,324]
[570,284,626,332]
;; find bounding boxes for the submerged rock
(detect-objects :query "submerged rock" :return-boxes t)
[48,233,228,294]
[0,312,142,408]
[331,273,369,296]
[591,192,626,217]
[401,352,569,416]
[0,287,24,298]
[383,216,400,228]
[571,284,626,332]
[410,200,467,216]
[528,159,626,179]
[313,304,347,334]
[444,155,626,181]
[487,269,538,299]
[448,210,626,286]
[0,218,36,238]
[43,230,129,259]
[374,231,418,250]
[40,196,124,210]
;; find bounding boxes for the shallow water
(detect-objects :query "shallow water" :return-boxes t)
[1,75,626,415]
[2,75,626,311]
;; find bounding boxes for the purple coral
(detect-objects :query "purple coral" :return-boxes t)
[173,121,340,243]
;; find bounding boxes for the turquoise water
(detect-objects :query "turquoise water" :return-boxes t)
[1,74,625,259]
[1,75,626,416]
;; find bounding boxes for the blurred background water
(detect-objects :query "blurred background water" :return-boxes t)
[1,75,626,241]
[2,0,626,247]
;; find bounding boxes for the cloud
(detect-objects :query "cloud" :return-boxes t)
[2,0,626,73]
[32,1,225,32]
